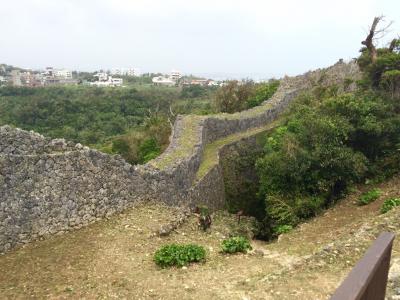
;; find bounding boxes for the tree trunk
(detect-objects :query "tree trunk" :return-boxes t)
[362,17,382,63]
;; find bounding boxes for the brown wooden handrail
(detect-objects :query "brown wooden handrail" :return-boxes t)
[330,232,395,300]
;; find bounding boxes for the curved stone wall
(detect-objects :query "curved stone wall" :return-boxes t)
[0,61,360,253]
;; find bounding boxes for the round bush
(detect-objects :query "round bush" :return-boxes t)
[154,244,206,268]
[221,236,252,254]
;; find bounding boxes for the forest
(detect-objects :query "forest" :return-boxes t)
[0,84,215,162]
[0,80,278,164]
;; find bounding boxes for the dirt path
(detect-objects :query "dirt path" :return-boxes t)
[0,177,399,299]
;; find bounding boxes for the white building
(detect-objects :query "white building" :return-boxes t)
[94,72,109,82]
[10,70,22,86]
[55,69,72,79]
[0,75,7,85]
[152,76,175,86]
[20,72,33,86]
[170,70,182,82]
[91,75,123,87]
[190,79,208,86]
[44,67,54,76]
[207,80,219,86]
[111,68,141,77]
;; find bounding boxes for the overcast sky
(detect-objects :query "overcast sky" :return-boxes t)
[1,0,400,78]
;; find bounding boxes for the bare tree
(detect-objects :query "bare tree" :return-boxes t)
[362,16,393,63]
[166,105,176,134]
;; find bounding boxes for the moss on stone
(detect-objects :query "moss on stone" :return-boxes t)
[150,115,205,170]
[196,121,279,180]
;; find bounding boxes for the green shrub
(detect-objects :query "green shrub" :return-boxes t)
[180,85,208,98]
[214,79,280,113]
[265,195,299,226]
[214,80,255,113]
[109,115,171,164]
[154,244,206,268]
[380,198,400,214]
[294,196,325,219]
[111,138,130,156]
[221,236,252,254]
[197,205,210,216]
[247,79,280,108]
[138,137,161,163]
[274,224,293,235]
[358,188,382,205]
[358,42,400,95]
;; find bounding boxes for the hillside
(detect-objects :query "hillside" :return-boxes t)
[1,25,399,298]
[2,4,400,300]
[0,175,399,299]
[1,61,362,255]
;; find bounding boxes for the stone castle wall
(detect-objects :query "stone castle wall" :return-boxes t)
[0,61,360,253]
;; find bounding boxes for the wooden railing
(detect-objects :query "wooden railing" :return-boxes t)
[330,232,395,300]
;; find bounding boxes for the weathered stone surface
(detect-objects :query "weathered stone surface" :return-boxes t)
[0,61,361,253]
